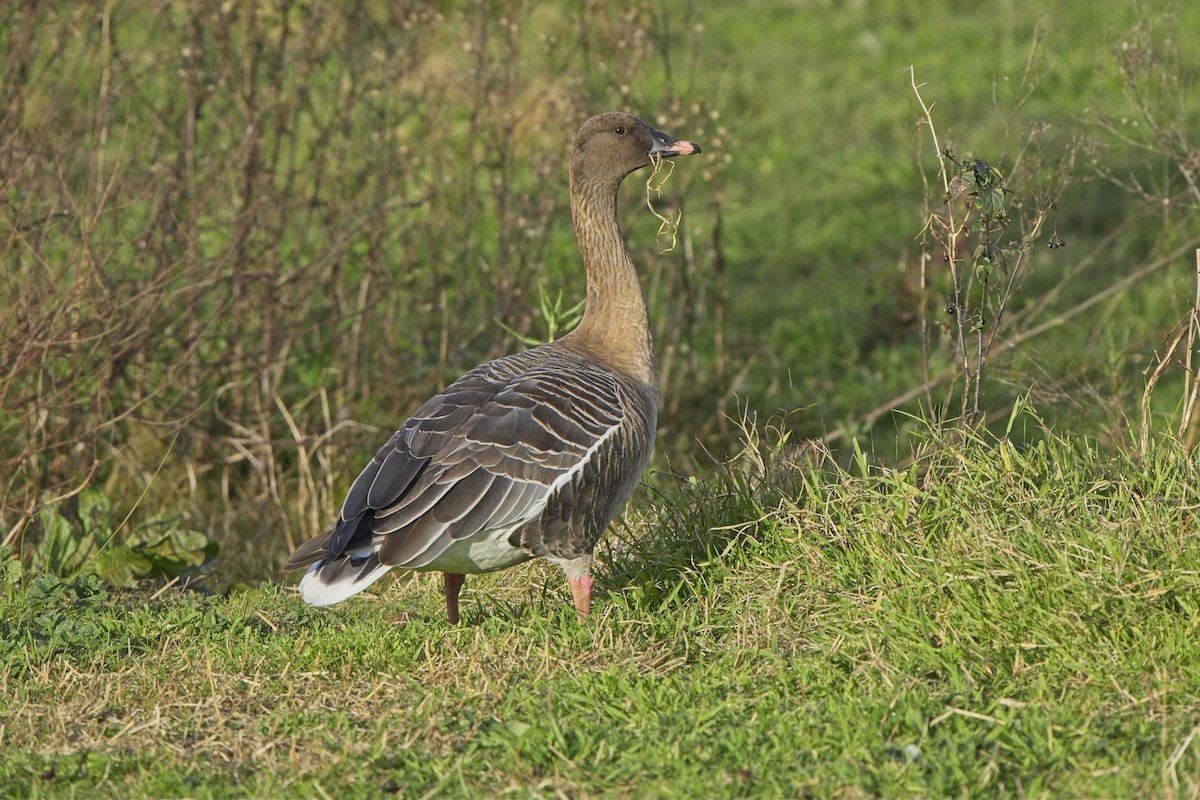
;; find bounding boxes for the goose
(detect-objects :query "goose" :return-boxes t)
[283,112,701,622]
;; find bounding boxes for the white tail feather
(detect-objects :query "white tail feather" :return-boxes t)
[298,556,392,606]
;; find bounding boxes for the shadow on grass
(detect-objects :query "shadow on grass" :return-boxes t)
[592,450,821,619]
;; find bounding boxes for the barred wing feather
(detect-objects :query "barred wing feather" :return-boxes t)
[284,350,630,604]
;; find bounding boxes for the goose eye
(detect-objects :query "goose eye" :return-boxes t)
[614,125,626,135]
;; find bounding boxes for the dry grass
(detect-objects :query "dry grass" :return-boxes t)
[0,2,726,580]
[645,153,682,251]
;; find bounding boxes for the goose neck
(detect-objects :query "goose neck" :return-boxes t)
[566,176,655,385]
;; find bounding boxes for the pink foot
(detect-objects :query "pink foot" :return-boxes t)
[568,574,593,621]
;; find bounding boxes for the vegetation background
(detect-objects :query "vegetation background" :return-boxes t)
[2,0,1199,797]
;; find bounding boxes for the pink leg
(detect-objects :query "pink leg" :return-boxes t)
[444,572,465,624]
[568,574,593,621]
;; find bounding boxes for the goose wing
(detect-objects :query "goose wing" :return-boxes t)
[287,350,627,572]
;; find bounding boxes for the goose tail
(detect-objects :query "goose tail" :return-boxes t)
[286,514,390,607]
[297,552,392,607]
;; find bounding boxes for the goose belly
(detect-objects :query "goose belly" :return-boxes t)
[422,525,533,574]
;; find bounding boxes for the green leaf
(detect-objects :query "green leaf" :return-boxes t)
[91,547,155,588]
[975,257,994,282]
[76,489,112,536]
[975,185,1007,219]
[504,720,533,739]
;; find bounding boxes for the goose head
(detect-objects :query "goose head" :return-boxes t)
[570,112,701,186]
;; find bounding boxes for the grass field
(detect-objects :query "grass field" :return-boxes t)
[4,0,1200,796]
[4,425,1199,797]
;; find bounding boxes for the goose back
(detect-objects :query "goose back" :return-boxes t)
[284,343,656,583]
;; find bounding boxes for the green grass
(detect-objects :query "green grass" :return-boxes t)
[699,0,1200,440]
[4,424,1199,797]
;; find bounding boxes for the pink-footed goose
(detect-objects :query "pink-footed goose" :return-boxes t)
[283,112,701,622]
